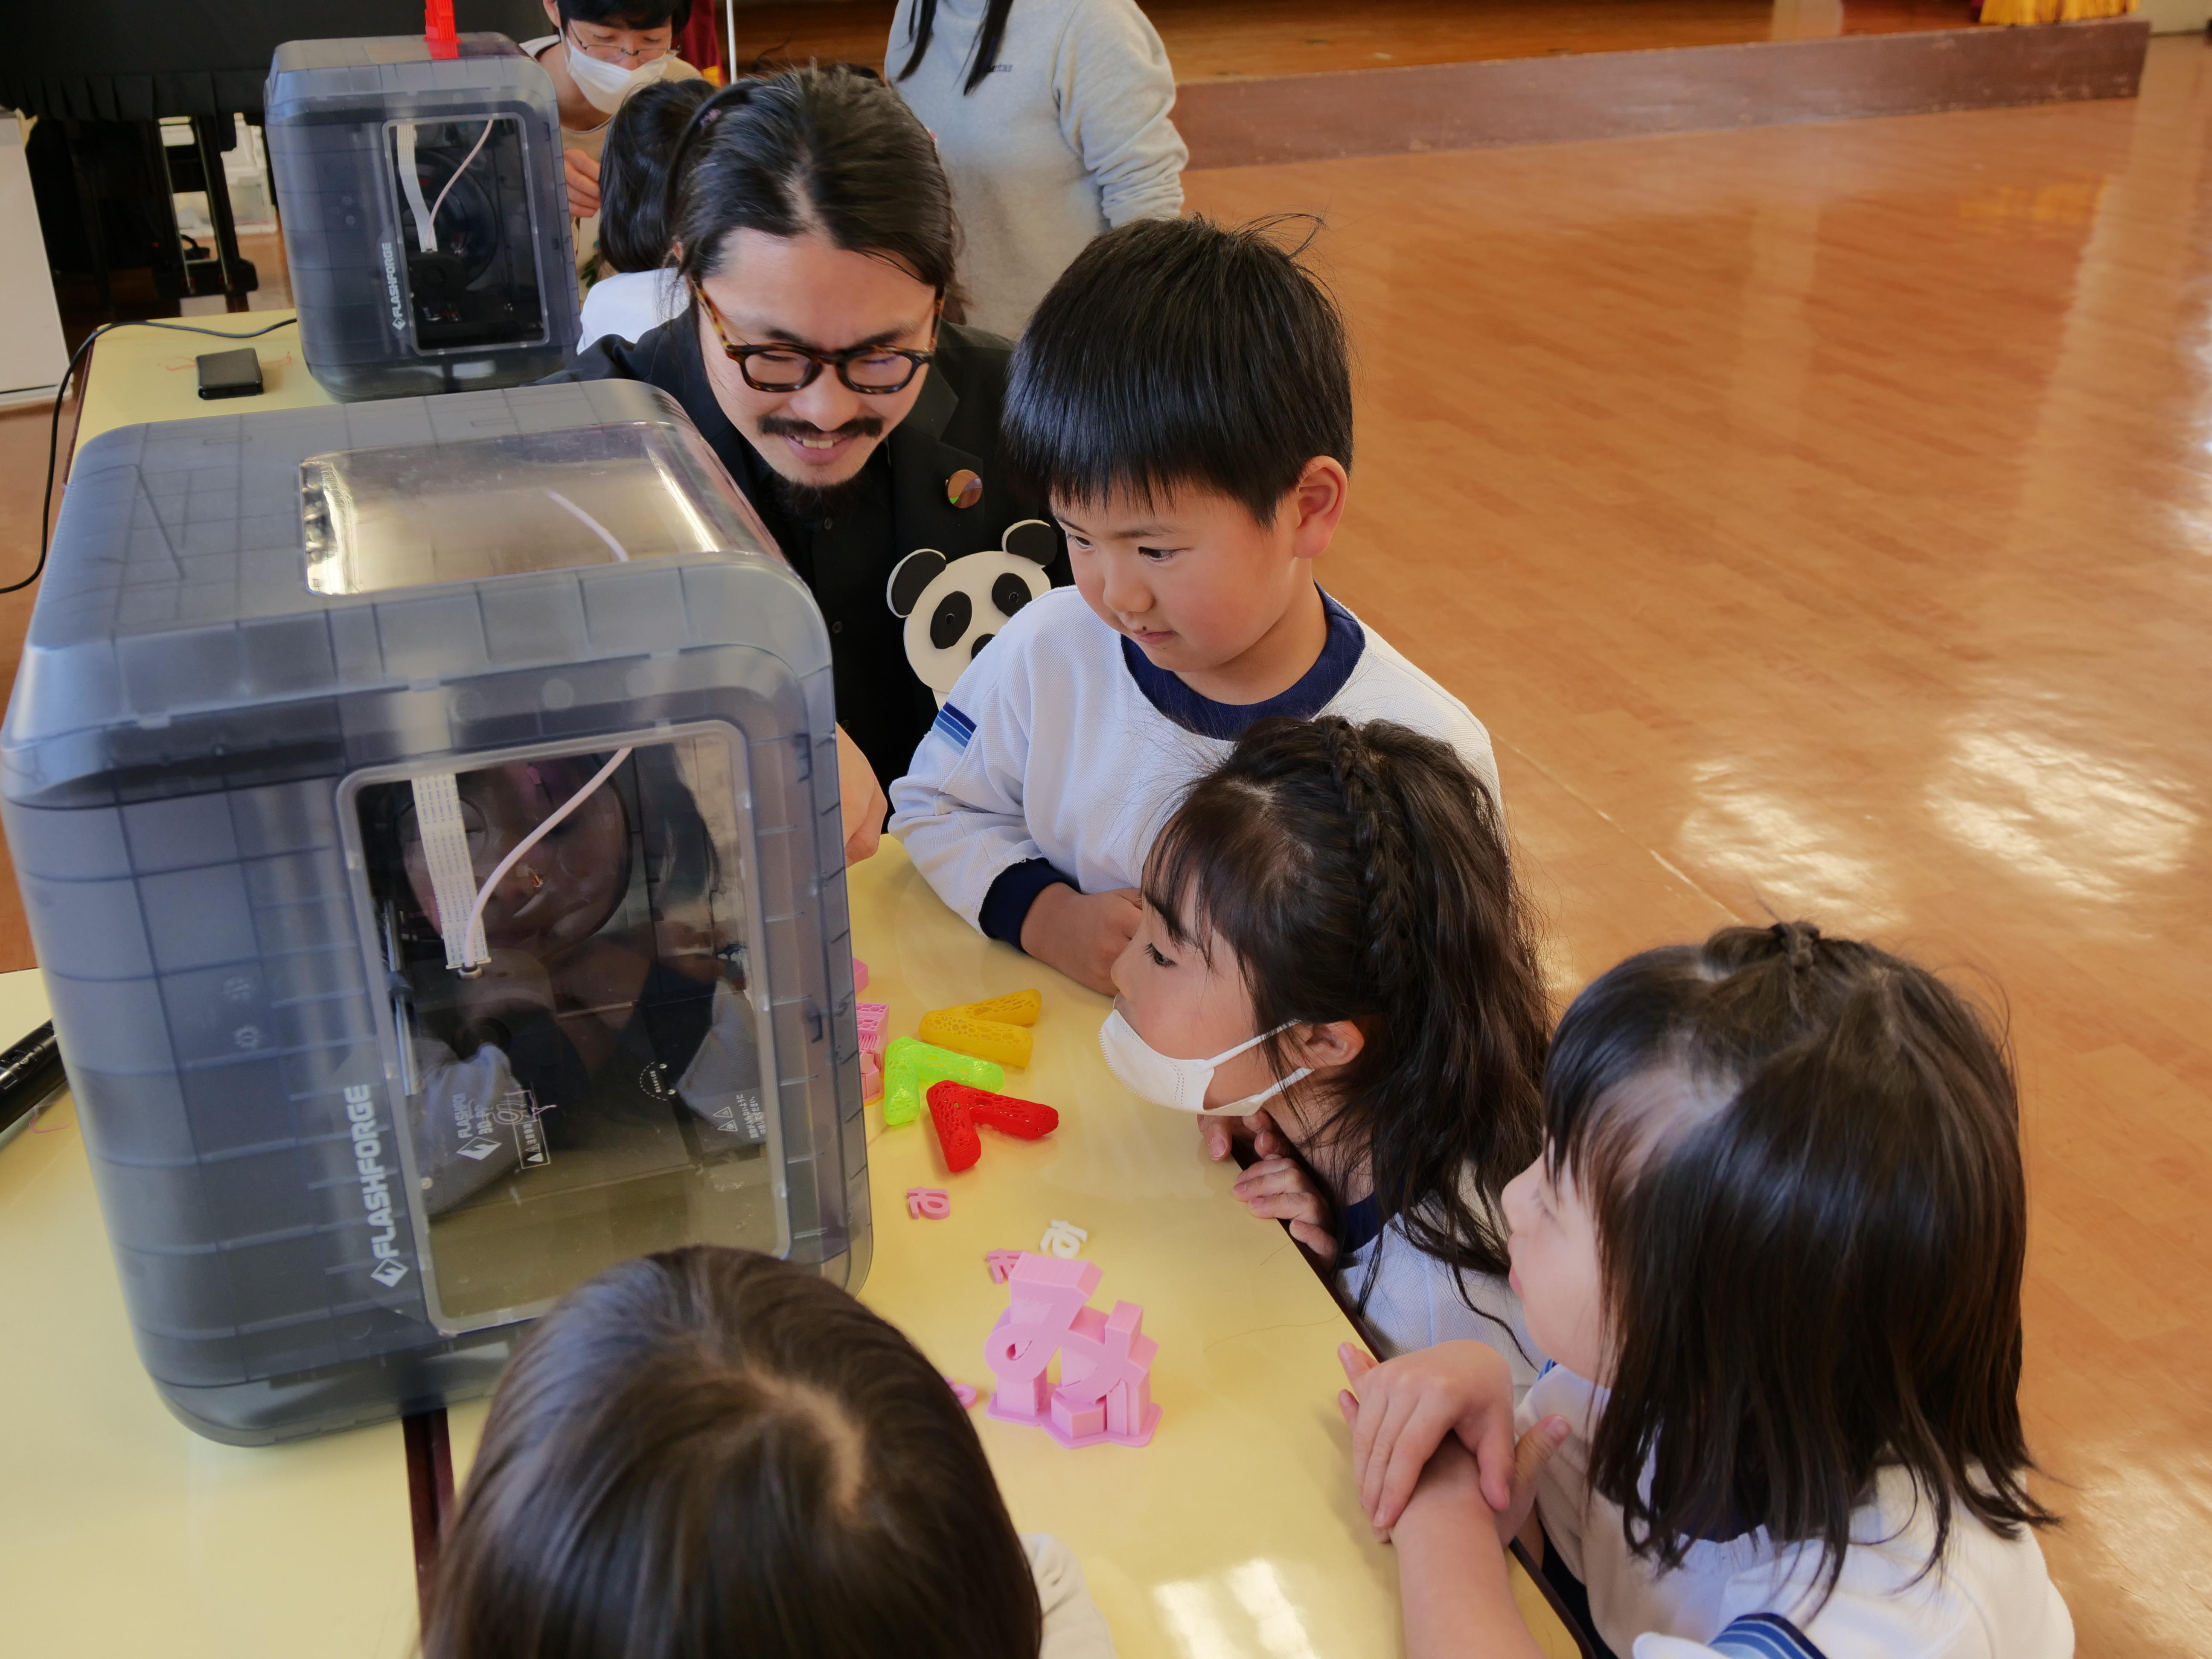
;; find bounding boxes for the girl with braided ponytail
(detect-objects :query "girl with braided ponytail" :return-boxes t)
[1338,923,2071,1659]
[1102,714,1550,1386]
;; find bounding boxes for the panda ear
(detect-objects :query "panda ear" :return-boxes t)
[886,549,947,617]
[1002,519,1059,566]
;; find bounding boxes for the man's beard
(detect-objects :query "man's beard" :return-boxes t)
[755,413,886,520]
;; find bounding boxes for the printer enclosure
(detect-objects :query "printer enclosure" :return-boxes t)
[1,383,870,1444]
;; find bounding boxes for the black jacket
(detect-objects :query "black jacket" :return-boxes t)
[550,316,1065,786]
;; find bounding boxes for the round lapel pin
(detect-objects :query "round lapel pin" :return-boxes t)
[946,469,983,510]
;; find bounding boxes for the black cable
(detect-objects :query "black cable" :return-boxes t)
[9,315,300,598]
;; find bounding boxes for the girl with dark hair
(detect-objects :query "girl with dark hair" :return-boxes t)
[1101,715,1551,1384]
[888,0,1186,336]
[423,1246,1116,1659]
[576,76,715,350]
[1339,924,2072,1659]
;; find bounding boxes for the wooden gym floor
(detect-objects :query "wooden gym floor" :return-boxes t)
[0,30,2206,1655]
[1176,38,2211,1654]
[732,0,1978,79]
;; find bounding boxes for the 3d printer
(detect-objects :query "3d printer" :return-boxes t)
[1,383,870,1443]
[264,28,581,400]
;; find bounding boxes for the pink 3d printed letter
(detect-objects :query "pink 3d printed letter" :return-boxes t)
[905,1187,951,1220]
[981,1252,1160,1449]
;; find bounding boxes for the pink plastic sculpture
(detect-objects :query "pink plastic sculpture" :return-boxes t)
[854,959,870,994]
[906,1186,951,1220]
[982,1252,1160,1449]
[858,1001,890,1103]
[984,1249,1025,1284]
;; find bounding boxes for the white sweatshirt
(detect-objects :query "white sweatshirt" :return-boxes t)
[886,587,1502,945]
[1028,1533,1118,1658]
[1522,1366,2075,1659]
[1340,1210,1542,1397]
[576,268,684,353]
[887,0,1187,337]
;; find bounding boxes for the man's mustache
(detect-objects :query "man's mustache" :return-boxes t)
[757,414,886,441]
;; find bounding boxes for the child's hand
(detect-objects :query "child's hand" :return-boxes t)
[1020,884,1141,995]
[1336,1351,1570,1549]
[1233,1151,1336,1261]
[564,147,602,219]
[834,725,886,864]
[1198,1104,1297,1163]
[1336,1340,1522,1531]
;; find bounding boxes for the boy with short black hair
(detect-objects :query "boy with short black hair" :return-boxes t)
[888,215,1500,994]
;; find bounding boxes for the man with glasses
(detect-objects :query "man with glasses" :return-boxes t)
[554,65,1065,830]
[520,0,705,280]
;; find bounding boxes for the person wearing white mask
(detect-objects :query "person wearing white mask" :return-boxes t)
[519,0,705,285]
[1094,714,1550,1384]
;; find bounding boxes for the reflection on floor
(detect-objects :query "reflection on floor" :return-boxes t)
[1177,37,2210,1656]
[1,27,2206,1659]
[733,0,1981,79]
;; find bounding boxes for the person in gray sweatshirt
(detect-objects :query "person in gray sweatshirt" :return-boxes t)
[890,0,1187,339]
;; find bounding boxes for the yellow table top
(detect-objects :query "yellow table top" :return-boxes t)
[74,309,329,451]
[23,350,1580,1656]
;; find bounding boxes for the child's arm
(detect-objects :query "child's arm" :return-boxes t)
[1336,1374,1572,1659]
[1390,1437,1551,1659]
[886,663,1060,943]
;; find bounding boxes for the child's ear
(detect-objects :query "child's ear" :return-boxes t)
[1287,457,1350,561]
[1292,1018,1366,1074]
[542,0,563,27]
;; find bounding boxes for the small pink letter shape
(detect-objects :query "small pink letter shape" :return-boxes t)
[983,1252,1160,1449]
[906,1187,951,1219]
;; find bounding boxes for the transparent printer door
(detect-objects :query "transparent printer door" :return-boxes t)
[347,729,786,1331]
[385,114,548,355]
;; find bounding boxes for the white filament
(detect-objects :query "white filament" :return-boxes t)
[450,492,636,969]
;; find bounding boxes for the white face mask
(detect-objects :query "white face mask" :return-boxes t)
[1098,1010,1313,1116]
[564,27,671,115]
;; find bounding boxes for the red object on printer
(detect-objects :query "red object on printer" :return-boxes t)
[425,0,460,57]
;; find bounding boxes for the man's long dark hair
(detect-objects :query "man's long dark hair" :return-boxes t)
[662,64,961,296]
[1144,716,1548,1314]
[423,1247,1042,1659]
[895,0,1018,94]
[1550,923,2058,1602]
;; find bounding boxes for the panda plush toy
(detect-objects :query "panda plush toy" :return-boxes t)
[885,520,1059,703]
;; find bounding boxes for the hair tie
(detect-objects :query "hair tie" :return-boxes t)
[1771,920,1820,969]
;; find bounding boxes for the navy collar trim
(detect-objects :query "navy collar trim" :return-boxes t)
[1337,1192,1382,1257]
[1120,591,1365,740]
